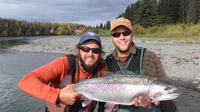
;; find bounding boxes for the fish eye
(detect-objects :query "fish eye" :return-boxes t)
[164,86,170,91]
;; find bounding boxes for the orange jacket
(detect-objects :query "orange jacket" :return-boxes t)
[18,56,105,104]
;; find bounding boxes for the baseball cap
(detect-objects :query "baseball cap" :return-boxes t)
[79,32,101,46]
[110,17,132,31]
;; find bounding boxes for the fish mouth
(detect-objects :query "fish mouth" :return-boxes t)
[151,92,180,102]
[166,87,180,99]
[167,91,180,99]
[151,87,180,102]
[167,87,178,94]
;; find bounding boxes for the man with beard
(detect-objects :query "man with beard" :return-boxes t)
[106,17,177,112]
[18,32,107,112]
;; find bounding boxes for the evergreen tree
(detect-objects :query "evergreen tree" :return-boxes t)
[99,23,103,29]
[158,0,180,24]
[105,21,111,29]
[197,0,200,22]
[131,1,140,25]
[136,0,161,27]
[123,5,132,21]
[186,0,198,24]
[178,0,187,23]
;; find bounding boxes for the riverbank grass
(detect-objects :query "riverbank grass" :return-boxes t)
[97,23,200,44]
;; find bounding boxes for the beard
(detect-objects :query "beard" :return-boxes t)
[115,45,130,54]
[117,47,129,53]
[114,41,133,55]
[79,55,99,73]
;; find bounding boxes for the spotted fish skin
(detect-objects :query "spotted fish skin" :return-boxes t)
[72,73,180,105]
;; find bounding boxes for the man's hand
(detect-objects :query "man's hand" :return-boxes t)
[59,84,79,105]
[133,96,160,108]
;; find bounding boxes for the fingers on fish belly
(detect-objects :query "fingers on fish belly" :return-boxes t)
[105,103,119,112]
[138,96,152,107]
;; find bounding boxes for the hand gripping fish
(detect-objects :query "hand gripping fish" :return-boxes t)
[72,73,180,111]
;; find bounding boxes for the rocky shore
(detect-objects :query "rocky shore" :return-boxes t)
[11,36,200,89]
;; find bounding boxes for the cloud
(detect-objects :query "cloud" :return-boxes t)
[0,0,137,26]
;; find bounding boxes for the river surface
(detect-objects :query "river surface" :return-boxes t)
[0,36,199,112]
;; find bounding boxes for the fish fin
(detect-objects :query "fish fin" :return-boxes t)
[82,101,96,112]
[102,72,115,77]
[112,104,119,111]
[80,95,92,107]
[105,103,118,112]
[79,79,89,82]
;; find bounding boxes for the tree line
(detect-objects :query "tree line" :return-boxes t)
[1,0,200,37]
[100,0,200,29]
[0,18,86,37]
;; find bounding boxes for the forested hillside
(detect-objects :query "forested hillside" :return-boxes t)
[118,0,200,27]
[1,0,200,37]
[0,18,86,37]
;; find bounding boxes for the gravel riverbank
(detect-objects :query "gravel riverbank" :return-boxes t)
[11,36,200,89]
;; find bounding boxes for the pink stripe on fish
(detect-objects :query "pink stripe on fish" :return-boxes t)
[86,84,126,91]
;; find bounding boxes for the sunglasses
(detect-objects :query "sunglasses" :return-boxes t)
[111,30,131,38]
[79,46,101,54]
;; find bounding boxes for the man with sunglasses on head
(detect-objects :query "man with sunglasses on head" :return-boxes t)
[106,17,176,112]
[18,32,107,112]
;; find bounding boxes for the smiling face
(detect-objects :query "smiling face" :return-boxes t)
[77,40,101,70]
[111,26,133,57]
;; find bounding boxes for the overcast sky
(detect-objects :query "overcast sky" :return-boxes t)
[0,0,137,26]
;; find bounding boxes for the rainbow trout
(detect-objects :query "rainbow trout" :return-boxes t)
[72,73,180,106]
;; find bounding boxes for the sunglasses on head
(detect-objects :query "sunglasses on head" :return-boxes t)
[79,46,101,54]
[111,30,131,38]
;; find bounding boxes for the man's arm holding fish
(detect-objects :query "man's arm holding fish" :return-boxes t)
[18,56,80,106]
[59,84,80,105]
[133,51,177,111]
[133,52,166,108]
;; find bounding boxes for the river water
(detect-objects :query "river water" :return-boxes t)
[0,37,199,112]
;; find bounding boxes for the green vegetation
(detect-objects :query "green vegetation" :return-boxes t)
[95,0,200,44]
[133,24,200,44]
[1,0,200,44]
[96,23,200,44]
[118,0,200,26]
[133,23,200,37]
[0,18,86,37]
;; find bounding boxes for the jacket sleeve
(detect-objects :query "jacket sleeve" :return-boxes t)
[143,49,168,80]
[153,52,168,80]
[160,100,177,112]
[144,50,177,112]
[18,56,69,104]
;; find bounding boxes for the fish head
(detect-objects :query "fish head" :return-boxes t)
[148,79,180,102]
